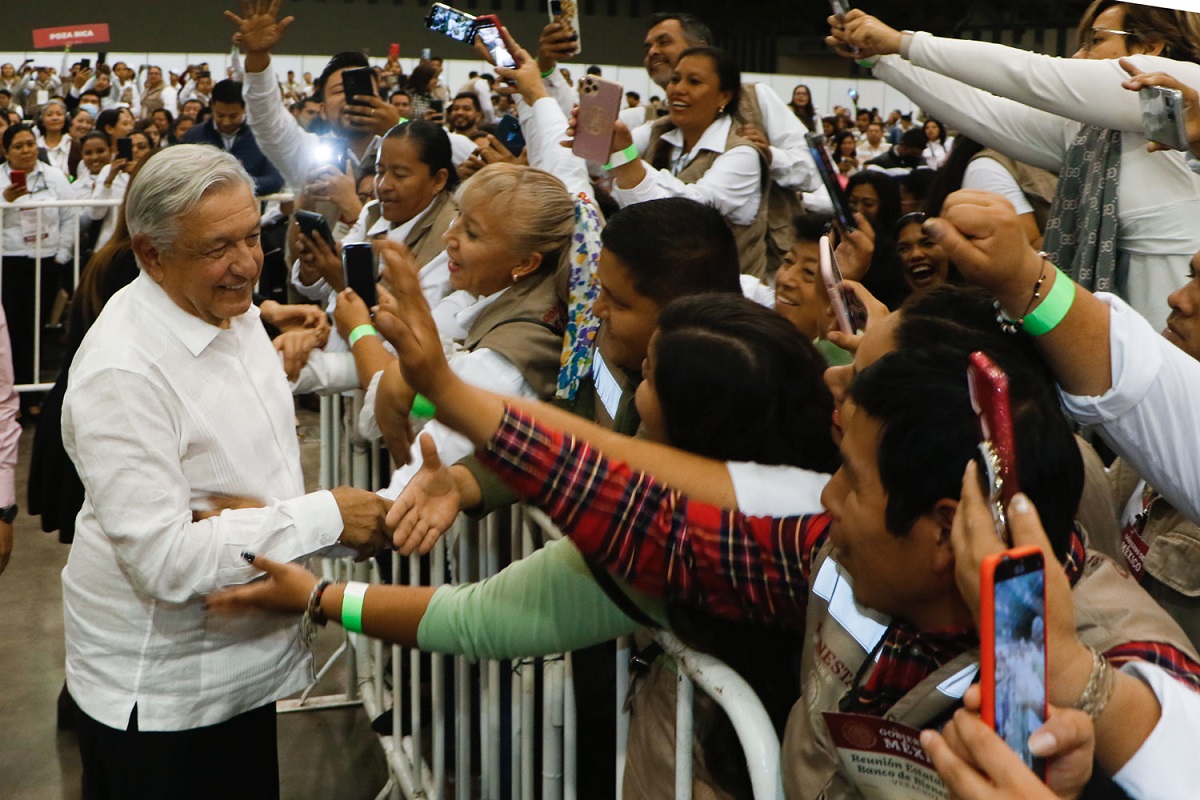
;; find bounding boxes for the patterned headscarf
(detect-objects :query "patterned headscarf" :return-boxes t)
[556,193,603,400]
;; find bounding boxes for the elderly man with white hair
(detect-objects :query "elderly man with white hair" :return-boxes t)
[60,144,391,799]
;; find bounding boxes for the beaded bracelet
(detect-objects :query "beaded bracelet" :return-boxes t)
[307,579,332,626]
[341,581,370,634]
[1074,646,1116,719]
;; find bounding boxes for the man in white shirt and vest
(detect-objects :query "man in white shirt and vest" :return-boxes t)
[61,145,391,799]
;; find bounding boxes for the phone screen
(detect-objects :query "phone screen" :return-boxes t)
[1139,85,1189,151]
[425,3,478,44]
[476,23,516,69]
[805,133,857,232]
[343,243,378,308]
[988,553,1047,775]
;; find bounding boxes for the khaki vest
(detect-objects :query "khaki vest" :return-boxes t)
[365,189,458,273]
[781,542,1200,800]
[969,149,1059,235]
[645,117,769,279]
[737,85,805,276]
[462,265,567,400]
[140,84,165,119]
[1102,459,1200,650]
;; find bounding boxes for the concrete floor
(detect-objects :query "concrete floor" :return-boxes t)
[0,409,391,800]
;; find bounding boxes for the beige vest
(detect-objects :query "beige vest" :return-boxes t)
[462,265,567,399]
[140,84,165,119]
[364,189,458,273]
[969,149,1059,235]
[781,542,1200,800]
[737,85,805,276]
[645,117,769,279]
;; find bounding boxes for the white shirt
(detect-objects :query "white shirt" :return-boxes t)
[61,273,345,731]
[88,164,129,252]
[961,157,1034,216]
[873,44,1200,332]
[726,462,830,517]
[922,137,953,169]
[515,97,593,198]
[619,114,763,226]
[1113,661,1200,799]
[856,140,888,162]
[0,162,79,262]
[36,132,74,178]
[1059,293,1200,523]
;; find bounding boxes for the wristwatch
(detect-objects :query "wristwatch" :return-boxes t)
[0,505,18,523]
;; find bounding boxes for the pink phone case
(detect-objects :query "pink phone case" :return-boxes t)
[573,76,624,164]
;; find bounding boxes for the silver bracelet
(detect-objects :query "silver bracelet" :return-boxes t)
[1073,646,1116,719]
[300,578,331,649]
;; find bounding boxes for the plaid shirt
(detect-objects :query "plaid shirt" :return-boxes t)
[480,406,1200,701]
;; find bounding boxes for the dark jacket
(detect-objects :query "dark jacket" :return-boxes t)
[183,119,285,195]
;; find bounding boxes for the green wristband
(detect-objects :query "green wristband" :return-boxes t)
[340,581,369,634]
[603,143,639,171]
[541,67,556,79]
[411,393,436,419]
[1023,268,1075,336]
[348,324,377,347]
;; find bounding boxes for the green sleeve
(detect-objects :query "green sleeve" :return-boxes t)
[417,538,666,662]
[458,452,519,519]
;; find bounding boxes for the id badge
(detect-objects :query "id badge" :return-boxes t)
[37,89,49,106]
[19,209,48,246]
[822,712,948,800]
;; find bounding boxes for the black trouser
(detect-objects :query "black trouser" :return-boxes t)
[1,255,58,387]
[74,699,280,800]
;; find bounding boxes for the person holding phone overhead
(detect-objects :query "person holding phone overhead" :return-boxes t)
[828,1,1200,334]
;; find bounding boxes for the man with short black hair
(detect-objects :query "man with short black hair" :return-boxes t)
[857,121,888,161]
[865,126,929,174]
[291,96,321,130]
[183,79,284,195]
[446,92,482,137]
[389,89,412,120]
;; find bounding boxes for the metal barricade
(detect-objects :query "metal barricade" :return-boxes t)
[303,394,785,800]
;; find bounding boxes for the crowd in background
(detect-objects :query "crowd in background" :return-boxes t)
[5,1,1200,799]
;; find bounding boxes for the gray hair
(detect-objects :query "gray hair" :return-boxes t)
[125,144,255,253]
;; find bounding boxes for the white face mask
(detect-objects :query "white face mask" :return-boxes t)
[79,103,100,119]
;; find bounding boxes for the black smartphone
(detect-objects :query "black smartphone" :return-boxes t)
[80,57,91,70]
[425,2,478,44]
[116,137,134,161]
[804,132,857,232]
[294,210,335,248]
[343,243,378,308]
[429,98,444,114]
[495,115,526,156]
[341,67,376,106]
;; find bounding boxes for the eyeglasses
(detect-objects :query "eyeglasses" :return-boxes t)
[1079,26,1137,52]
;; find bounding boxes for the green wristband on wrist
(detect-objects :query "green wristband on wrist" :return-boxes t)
[604,143,639,171]
[1023,267,1075,336]
[411,394,436,419]
[340,581,369,634]
[541,67,556,79]
[348,324,377,347]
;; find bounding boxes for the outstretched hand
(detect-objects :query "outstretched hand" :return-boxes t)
[1119,58,1200,155]
[825,10,905,60]
[373,242,455,401]
[225,0,294,56]
[206,552,318,615]
[388,434,462,555]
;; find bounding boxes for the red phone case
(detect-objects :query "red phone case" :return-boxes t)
[979,545,1048,780]
[10,170,26,189]
[968,351,1019,541]
[573,76,624,164]
[388,42,400,59]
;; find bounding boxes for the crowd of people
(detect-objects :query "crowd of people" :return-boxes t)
[4,0,1200,798]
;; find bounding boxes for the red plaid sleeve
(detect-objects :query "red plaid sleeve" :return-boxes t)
[478,406,830,627]
[1106,641,1200,693]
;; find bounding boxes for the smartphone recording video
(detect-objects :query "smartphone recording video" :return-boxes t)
[805,133,858,233]
[343,243,378,309]
[425,2,478,44]
[981,547,1047,779]
[819,234,866,335]
[475,21,516,69]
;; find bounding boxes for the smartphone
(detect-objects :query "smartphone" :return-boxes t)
[549,0,582,55]
[495,114,526,156]
[294,210,335,248]
[474,20,517,69]
[341,67,376,106]
[9,170,25,190]
[80,57,91,70]
[421,47,432,60]
[388,42,400,59]
[804,132,858,232]
[573,75,623,163]
[116,137,134,161]
[1140,85,1189,152]
[429,98,444,114]
[847,88,859,104]
[980,545,1048,781]
[967,351,1020,543]
[830,0,851,18]
[343,243,378,308]
[425,2,478,44]
[819,234,866,335]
